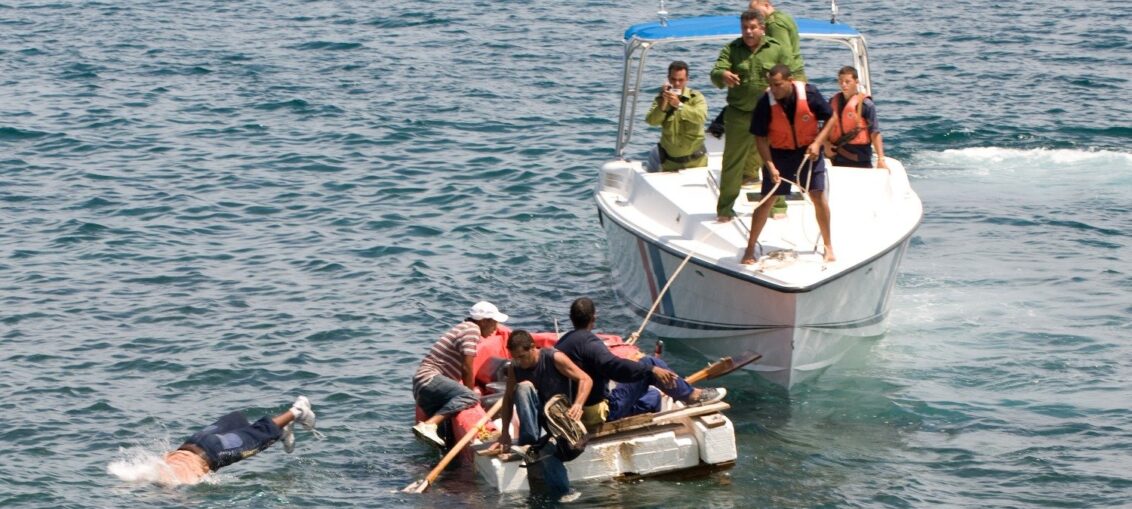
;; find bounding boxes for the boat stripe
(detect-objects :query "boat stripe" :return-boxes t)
[646,242,676,316]
[636,238,659,302]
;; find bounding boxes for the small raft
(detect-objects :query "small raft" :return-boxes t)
[453,330,739,493]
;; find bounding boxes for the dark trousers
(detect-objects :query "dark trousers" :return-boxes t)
[184,411,282,470]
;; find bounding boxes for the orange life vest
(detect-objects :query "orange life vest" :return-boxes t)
[830,93,870,146]
[768,81,818,150]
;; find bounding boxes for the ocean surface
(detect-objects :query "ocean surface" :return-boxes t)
[2,0,1129,507]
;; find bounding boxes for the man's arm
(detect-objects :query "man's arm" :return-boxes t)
[644,92,668,127]
[710,43,733,89]
[863,99,888,168]
[462,354,476,389]
[552,351,592,421]
[675,91,708,131]
[807,85,835,160]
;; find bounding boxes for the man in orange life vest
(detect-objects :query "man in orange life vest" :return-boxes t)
[742,64,837,264]
[825,66,888,169]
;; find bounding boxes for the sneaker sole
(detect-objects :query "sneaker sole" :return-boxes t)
[412,428,444,449]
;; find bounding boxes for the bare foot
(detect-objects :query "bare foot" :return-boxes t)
[823,247,837,262]
[740,256,756,265]
[715,215,733,223]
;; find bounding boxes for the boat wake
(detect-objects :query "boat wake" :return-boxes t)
[914,147,1132,176]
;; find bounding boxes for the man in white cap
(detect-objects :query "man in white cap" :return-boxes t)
[411,300,509,448]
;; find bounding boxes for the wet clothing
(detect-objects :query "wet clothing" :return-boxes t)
[556,330,694,427]
[765,11,806,81]
[751,82,833,195]
[645,86,708,171]
[412,321,482,420]
[181,411,283,472]
[554,329,651,408]
[829,92,881,168]
[511,351,574,499]
[415,374,480,418]
[513,348,573,412]
[710,36,794,217]
[412,320,482,395]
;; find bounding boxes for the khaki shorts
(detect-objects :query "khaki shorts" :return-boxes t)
[581,401,609,431]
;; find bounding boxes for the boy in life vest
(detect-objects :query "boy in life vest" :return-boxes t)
[743,64,838,264]
[825,66,888,169]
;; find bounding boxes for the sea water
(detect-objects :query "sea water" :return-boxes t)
[1,0,1129,507]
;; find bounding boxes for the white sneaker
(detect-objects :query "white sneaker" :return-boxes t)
[281,422,296,453]
[292,395,316,431]
[412,422,444,449]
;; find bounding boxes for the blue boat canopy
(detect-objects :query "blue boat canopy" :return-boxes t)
[624,15,860,43]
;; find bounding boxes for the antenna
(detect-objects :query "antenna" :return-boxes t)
[830,0,839,23]
[658,0,669,27]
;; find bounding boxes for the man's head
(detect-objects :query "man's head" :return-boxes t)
[506,329,538,369]
[748,0,773,16]
[469,300,508,336]
[740,10,766,49]
[837,66,861,97]
[667,61,689,91]
[767,64,795,101]
[569,297,596,330]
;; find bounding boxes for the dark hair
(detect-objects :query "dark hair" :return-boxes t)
[507,329,534,352]
[667,60,689,76]
[767,63,792,80]
[740,9,765,26]
[569,298,595,329]
[838,66,859,79]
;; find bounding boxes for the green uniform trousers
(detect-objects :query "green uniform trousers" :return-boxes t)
[718,106,763,217]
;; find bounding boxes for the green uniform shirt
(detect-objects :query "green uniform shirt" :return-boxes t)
[710,36,794,112]
[644,87,707,159]
[765,11,806,81]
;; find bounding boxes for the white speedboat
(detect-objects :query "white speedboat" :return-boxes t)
[595,14,922,387]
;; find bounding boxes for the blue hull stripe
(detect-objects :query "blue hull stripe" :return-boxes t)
[645,242,676,317]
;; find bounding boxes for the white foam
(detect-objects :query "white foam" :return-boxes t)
[915,147,1132,173]
[106,443,218,486]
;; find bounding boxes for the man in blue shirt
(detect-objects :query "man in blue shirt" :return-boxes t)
[743,64,837,264]
[554,298,726,430]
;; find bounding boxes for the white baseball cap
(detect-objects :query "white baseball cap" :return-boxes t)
[469,301,508,323]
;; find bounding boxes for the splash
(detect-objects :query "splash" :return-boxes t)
[106,444,217,486]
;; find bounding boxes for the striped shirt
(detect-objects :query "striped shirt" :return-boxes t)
[412,320,482,395]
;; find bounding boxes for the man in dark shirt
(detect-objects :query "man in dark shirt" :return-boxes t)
[493,330,591,501]
[743,64,837,264]
[554,298,726,430]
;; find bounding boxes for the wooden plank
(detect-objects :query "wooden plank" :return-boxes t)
[592,402,731,439]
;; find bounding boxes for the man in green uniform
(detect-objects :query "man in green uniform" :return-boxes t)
[645,61,708,172]
[710,9,797,222]
[749,0,806,81]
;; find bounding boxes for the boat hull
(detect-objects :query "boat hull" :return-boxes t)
[599,205,911,387]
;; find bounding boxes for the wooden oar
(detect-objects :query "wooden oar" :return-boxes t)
[402,398,505,493]
[684,351,762,384]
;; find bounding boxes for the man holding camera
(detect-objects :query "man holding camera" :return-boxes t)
[645,60,708,172]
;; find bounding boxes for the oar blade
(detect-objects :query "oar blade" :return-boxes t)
[714,351,761,378]
[402,478,429,493]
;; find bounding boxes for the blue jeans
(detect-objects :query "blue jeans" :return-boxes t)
[513,383,570,497]
[184,411,282,471]
[607,357,694,421]
[416,375,479,419]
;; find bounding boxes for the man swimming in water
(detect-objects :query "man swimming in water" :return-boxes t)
[151,395,317,484]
